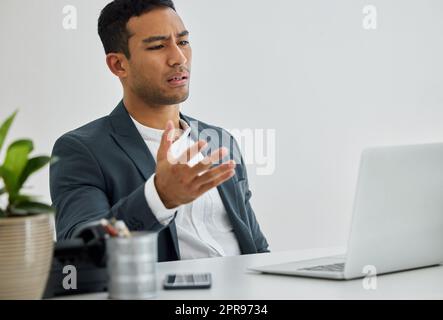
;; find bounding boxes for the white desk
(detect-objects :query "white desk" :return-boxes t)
[57,246,443,300]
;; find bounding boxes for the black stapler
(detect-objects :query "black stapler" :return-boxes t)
[43,221,109,298]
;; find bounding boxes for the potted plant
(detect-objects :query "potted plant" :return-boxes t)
[0,111,54,299]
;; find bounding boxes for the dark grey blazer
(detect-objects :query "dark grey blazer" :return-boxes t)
[50,101,269,261]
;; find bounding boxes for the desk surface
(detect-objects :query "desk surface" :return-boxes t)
[57,246,443,300]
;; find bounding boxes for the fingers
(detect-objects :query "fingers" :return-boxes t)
[193,160,236,187]
[157,120,175,161]
[176,140,208,164]
[197,166,236,194]
[189,147,229,176]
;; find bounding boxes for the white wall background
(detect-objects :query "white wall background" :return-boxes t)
[1,0,442,251]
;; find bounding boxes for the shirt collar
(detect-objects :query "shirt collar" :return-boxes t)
[130,116,191,143]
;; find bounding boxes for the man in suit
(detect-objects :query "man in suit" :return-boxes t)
[50,0,269,262]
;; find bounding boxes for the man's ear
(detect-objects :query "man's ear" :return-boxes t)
[106,53,129,78]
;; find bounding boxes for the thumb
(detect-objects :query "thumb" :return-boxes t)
[157,120,174,162]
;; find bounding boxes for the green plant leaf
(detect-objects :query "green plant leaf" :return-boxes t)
[9,193,37,206]
[0,166,16,197]
[17,156,51,191]
[2,139,33,196]
[8,201,53,216]
[0,110,18,155]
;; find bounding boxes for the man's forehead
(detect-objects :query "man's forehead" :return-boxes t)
[127,7,186,39]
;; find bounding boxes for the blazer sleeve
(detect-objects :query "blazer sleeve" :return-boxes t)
[50,133,169,240]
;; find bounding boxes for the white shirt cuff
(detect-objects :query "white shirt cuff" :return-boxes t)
[145,174,178,226]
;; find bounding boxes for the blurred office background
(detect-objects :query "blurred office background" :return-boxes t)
[0,0,442,251]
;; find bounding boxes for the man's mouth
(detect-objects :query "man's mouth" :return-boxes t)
[167,72,189,87]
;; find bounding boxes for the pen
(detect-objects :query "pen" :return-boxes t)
[115,220,132,238]
[100,218,119,237]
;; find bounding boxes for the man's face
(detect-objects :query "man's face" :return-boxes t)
[124,7,192,105]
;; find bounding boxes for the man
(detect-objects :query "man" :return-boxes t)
[50,0,269,262]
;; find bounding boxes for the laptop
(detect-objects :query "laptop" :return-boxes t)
[250,143,443,280]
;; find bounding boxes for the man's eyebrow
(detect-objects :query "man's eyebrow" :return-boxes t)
[142,30,189,43]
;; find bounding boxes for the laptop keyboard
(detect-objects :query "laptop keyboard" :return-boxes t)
[299,262,345,272]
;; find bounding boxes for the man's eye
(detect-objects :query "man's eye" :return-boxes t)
[147,45,164,50]
[147,41,189,50]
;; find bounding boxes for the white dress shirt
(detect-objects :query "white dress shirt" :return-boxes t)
[130,116,241,260]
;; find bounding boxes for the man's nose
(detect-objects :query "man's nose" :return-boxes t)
[167,43,187,67]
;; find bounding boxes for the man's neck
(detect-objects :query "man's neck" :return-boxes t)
[123,94,181,130]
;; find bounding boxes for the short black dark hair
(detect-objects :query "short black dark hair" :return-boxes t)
[98,0,176,58]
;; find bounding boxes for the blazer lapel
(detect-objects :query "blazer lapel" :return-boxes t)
[109,101,156,180]
[181,114,257,254]
[109,101,181,258]
[218,180,257,254]
[181,113,240,214]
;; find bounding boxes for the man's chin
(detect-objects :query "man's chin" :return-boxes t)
[163,90,190,104]
[151,95,188,106]
[136,86,190,106]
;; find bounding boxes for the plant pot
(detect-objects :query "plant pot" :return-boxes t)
[0,214,54,299]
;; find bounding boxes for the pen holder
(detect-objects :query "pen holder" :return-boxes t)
[106,231,158,300]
